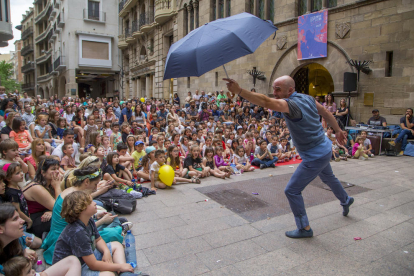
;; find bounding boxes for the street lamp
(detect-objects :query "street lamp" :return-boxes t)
[247,67,266,87]
[347,59,372,81]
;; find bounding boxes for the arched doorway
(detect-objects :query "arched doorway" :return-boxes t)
[39,87,44,99]
[45,87,50,100]
[293,63,334,99]
[59,76,66,98]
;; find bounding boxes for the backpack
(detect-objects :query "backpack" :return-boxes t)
[95,189,137,214]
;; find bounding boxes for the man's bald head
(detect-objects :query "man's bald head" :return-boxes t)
[272,75,296,99]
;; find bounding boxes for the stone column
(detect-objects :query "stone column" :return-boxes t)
[137,77,141,98]
[145,74,150,98]
[193,1,199,28]
[187,4,192,31]
[152,74,156,98]
[322,0,327,9]
[306,0,311,13]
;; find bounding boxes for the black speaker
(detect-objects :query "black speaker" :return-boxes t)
[343,72,357,92]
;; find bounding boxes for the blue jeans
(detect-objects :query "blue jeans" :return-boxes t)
[284,151,350,230]
[395,129,414,151]
[252,157,278,167]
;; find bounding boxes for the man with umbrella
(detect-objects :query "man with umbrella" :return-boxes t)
[224,76,354,239]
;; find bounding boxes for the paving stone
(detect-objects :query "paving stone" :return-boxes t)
[385,243,414,271]
[218,214,249,227]
[199,265,243,276]
[310,212,360,236]
[179,207,235,224]
[136,249,151,268]
[355,258,414,276]
[387,201,414,218]
[154,202,204,218]
[202,225,262,248]
[143,254,210,276]
[378,222,414,246]
[171,217,232,239]
[134,229,181,250]
[364,210,412,229]
[251,230,297,252]
[358,185,409,200]
[143,237,212,265]
[250,213,296,233]
[126,210,160,223]
[133,216,188,235]
[233,247,308,275]
[364,190,414,211]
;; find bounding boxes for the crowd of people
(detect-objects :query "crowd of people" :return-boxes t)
[0,84,408,276]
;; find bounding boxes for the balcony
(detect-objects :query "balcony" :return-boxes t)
[155,0,177,25]
[140,11,156,32]
[22,83,35,91]
[35,1,51,23]
[53,56,66,72]
[119,0,126,13]
[124,27,134,44]
[49,7,57,21]
[119,0,139,17]
[38,73,53,83]
[50,29,57,42]
[53,0,60,9]
[35,24,51,43]
[0,23,13,42]
[83,9,106,23]
[118,34,128,49]
[21,63,35,73]
[36,49,52,64]
[21,27,34,41]
[57,14,65,28]
[132,20,143,38]
[21,44,34,56]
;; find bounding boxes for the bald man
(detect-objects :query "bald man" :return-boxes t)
[224,76,354,239]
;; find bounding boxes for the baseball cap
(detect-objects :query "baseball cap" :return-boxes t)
[145,146,156,154]
[237,126,243,130]
[135,141,144,146]
[372,109,379,113]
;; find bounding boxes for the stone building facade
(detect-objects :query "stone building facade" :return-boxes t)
[119,0,414,124]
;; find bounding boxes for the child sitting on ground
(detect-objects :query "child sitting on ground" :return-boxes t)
[278,138,292,162]
[352,136,369,160]
[83,115,98,146]
[213,146,231,177]
[101,135,112,157]
[360,130,374,157]
[9,117,32,155]
[150,150,198,190]
[132,141,146,177]
[331,138,347,161]
[52,191,137,275]
[60,144,76,170]
[203,147,227,179]
[0,139,28,184]
[183,145,205,180]
[116,143,135,171]
[267,135,281,162]
[102,152,133,190]
[233,146,255,172]
[109,122,122,151]
[252,140,277,169]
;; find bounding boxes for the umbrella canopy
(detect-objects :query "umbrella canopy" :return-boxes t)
[163,12,277,80]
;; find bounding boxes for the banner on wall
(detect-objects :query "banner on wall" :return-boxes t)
[298,10,328,60]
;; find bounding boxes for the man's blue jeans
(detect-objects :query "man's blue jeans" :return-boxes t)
[284,151,350,230]
[252,156,278,167]
[395,129,414,151]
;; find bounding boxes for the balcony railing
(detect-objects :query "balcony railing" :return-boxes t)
[36,49,52,64]
[155,0,177,24]
[140,11,155,32]
[125,27,131,38]
[119,0,126,13]
[35,24,51,43]
[21,63,35,73]
[57,13,65,28]
[21,44,34,56]
[53,56,65,71]
[35,0,51,23]
[21,27,34,40]
[38,73,53,82]
[22,83,35,90]
[118,34,128,49]
[83,9,106,22]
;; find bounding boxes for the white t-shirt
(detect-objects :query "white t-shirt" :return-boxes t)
[51,142,79,160]
[278,144,287,153]
[149,161,161,181]
[363,138,371,148]
[192,94,201,104]
[34,125,50,139]
[63,113,74,124]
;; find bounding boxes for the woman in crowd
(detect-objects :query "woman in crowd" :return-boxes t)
[336,98,349,128]
[322,93,337,129]
[104,105,118,122]
[0,112,18,141]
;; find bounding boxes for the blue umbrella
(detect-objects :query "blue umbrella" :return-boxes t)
[163,12,277,80]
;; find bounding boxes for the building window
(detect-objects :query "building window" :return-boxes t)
[195,0,199,27]
[385,51,393,77]
[88,0,100,20]
[298,0,307,16]
[189,3,194,31]
[184,4,188,34]
[311,0,322,12]
[328,0,337,8]
[187,77,190,88]
[215,72,218,86]
[268,0,274,22]
[5,0,8,22]
[226,0,231,17]
[219,0,224,18]
[258,0,264,19]
[212,0,216,20]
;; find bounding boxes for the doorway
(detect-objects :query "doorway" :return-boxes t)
[293,63,334,99]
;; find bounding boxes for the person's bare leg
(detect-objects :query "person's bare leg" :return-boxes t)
[44,256,81,276]
[111,241,126,264]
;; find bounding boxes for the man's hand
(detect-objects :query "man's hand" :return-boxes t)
[223,79,241,99]
[336,131,347,146]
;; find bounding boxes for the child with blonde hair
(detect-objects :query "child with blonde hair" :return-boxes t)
[352,136,369,160]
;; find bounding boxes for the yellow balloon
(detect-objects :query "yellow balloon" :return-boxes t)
[158,165,175,186]
[140,97,145,103]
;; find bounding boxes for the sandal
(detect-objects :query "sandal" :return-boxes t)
[191,176,201,184]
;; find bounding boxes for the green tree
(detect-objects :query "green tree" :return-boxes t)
[0,61,21,93]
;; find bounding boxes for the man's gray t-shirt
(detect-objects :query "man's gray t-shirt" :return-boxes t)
[53,218,100,265]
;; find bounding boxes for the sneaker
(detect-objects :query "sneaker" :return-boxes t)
[335,158,340,162]
[260,164,266,169]
[388,141,396,147]
[369,154,374,158]
[285,228,313,239]
[121,222,133,236]
[398,151,404,156]
[342,197,354,216]
[140,178,145,183]
[270,163,276,168]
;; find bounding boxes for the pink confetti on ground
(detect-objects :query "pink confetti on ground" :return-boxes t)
[354,237,362,241]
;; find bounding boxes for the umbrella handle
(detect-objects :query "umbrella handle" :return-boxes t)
[223,65,229,79]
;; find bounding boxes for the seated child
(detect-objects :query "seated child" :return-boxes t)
[60,144,76,170]
[252,140,277,169]
[102,152,133,189]
[352,136,369,160]
[116,143,135,171]
[183,145,206,180]
[331,138,348,161]
[278,138,292,162]
[233,146,255,172]
[203,147,227,179]
[213,146,231,177]
[360,130,374,157]
[131,141,146,178]
[150,150,197,190]
[52,191,138,275]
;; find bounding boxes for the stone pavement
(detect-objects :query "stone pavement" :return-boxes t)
[124,156,414,276]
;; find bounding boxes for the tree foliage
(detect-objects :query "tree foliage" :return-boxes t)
[0,61,21,93]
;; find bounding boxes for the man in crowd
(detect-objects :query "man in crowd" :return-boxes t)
[157,103,168,119]
[22,104,34,126]
[52,129,79,159]
[192,90,201,108]
[119,101,133,124]
[367,109,387,127]
[389,108,414,156]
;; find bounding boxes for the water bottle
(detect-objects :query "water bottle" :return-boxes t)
[250,152,254,162]
[293,150,296,161]
[124,231,137,269]
[35,260,45,272]
[131,178,136,189]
